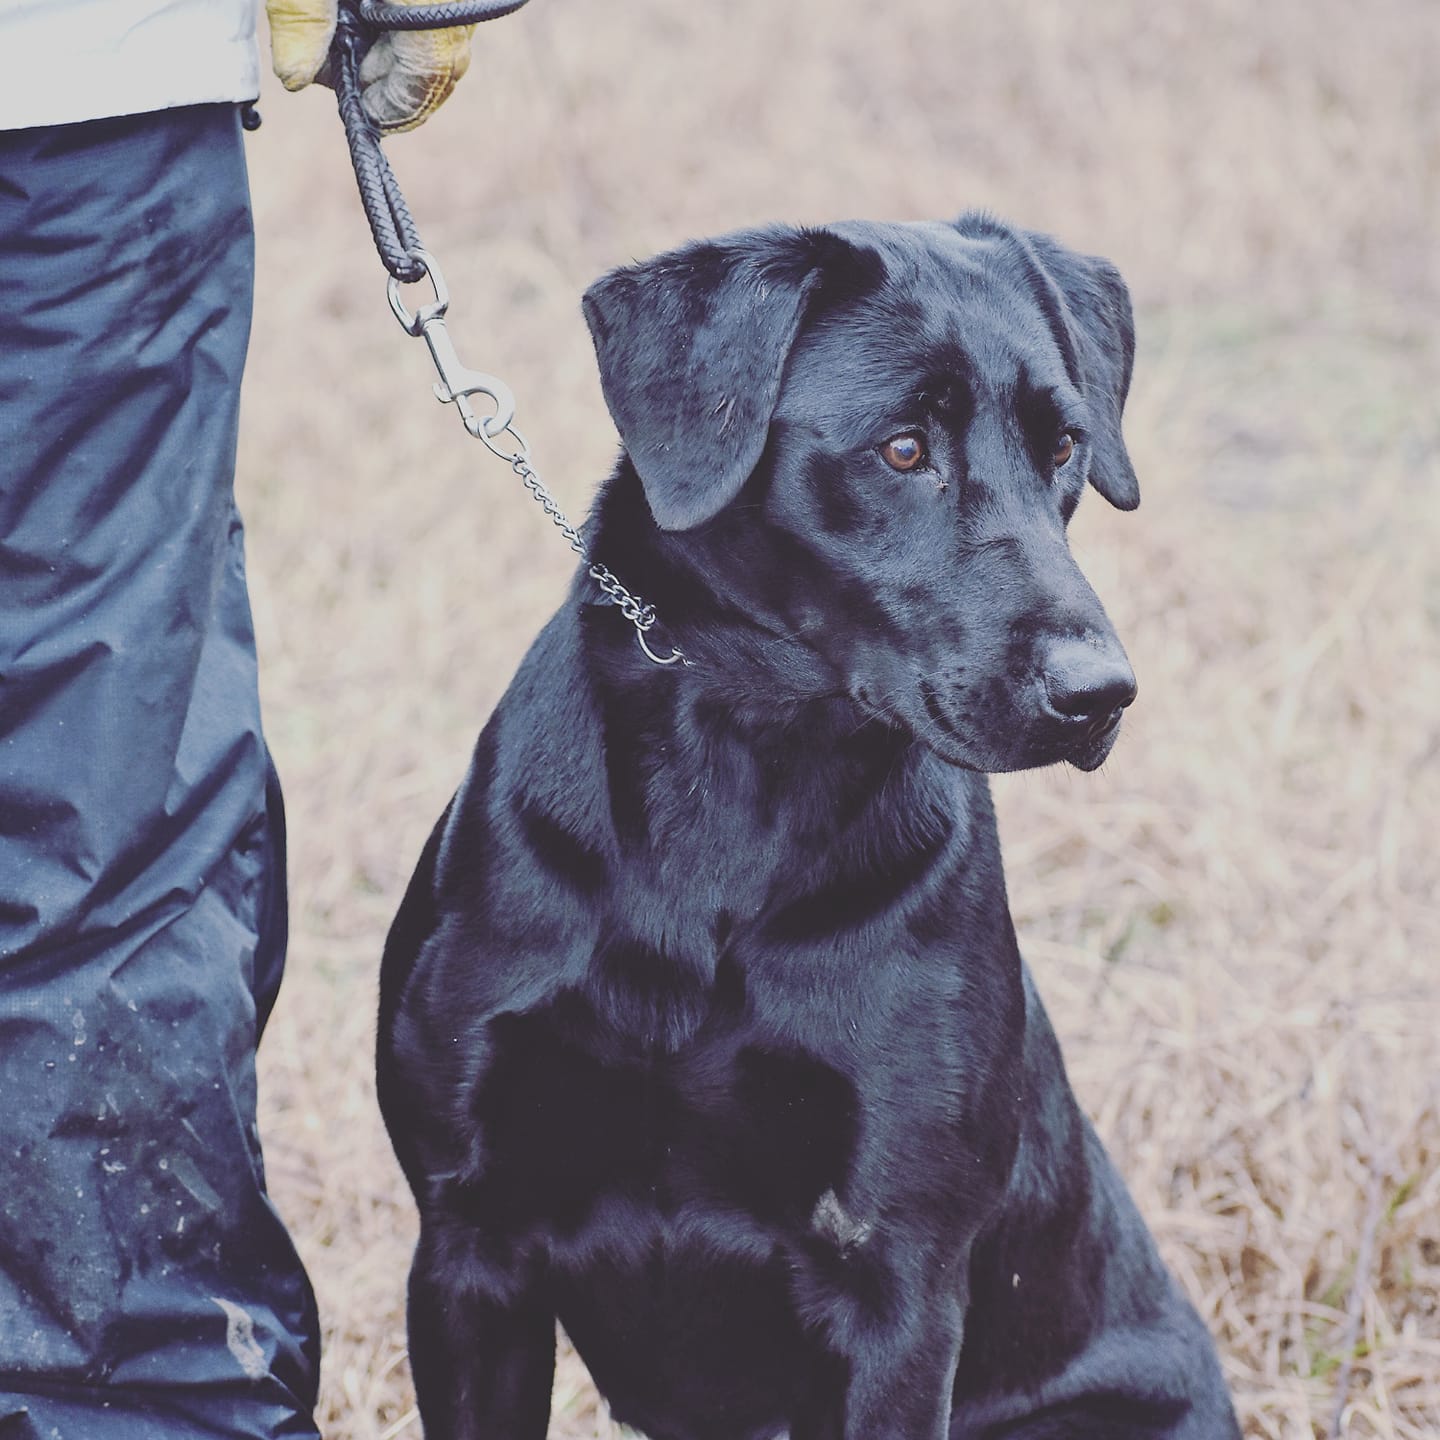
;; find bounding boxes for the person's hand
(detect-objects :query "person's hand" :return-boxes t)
[266,0,475,133]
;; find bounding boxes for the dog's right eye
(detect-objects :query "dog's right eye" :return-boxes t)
[880,433,928,471]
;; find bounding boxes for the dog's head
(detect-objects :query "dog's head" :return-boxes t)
[583,214,1140,773]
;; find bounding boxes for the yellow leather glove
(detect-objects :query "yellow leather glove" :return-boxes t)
[267,0,475,133]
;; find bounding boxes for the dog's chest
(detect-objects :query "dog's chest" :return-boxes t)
[464,979,862,1237]
[462,971,881,1440]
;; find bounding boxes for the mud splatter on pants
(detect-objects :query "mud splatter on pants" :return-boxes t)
[0,104,320,1437]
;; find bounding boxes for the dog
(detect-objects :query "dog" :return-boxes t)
[377,212,1241,1439]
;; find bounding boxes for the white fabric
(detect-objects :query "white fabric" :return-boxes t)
[0,0,260,131]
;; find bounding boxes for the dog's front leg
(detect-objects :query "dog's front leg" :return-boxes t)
[406,1217,555,1440]
[792,1290,966,1440]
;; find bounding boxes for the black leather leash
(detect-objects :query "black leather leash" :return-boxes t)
[327,0,690,667]
[332,0,531,283]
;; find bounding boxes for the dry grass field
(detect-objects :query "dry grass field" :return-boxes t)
[237,2,1439,1436]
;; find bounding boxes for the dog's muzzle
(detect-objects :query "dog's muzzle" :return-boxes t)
[1037,636,1137,771]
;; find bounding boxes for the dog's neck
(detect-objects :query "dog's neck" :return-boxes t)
[583,456,858,708]
[573,630,968,942]
[569,462,981,921]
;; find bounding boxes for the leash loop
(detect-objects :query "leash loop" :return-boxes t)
[334,0,533,280]
[334,4,687,668]
[333,8,424,281]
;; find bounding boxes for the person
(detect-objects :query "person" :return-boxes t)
[0,3,474,1433]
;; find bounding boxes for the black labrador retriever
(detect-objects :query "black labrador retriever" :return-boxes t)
[377,212,1240,1440]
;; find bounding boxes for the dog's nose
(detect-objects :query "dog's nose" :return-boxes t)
[1042,639,1137,725]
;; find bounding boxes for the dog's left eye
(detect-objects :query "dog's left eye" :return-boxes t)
[1052,433,1076,468]
[881,433,928,471]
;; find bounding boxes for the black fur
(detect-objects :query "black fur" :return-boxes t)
[378,214,1238,1439]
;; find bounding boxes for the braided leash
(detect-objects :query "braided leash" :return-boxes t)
[359,0,531,28]
[331,0,690,666]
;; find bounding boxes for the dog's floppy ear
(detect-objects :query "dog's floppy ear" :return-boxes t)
[1020,229,1139,511]
[582,228,831,531]
[954,213,1140,512]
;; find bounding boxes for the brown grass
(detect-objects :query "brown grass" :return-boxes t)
[240,2,1440,1435]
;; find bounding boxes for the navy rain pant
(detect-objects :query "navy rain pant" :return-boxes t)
[0,106,320,1437]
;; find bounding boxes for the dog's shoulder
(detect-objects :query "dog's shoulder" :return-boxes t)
[380,606,608,1018]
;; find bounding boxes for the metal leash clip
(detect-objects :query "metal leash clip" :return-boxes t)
[386,249,516,440]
